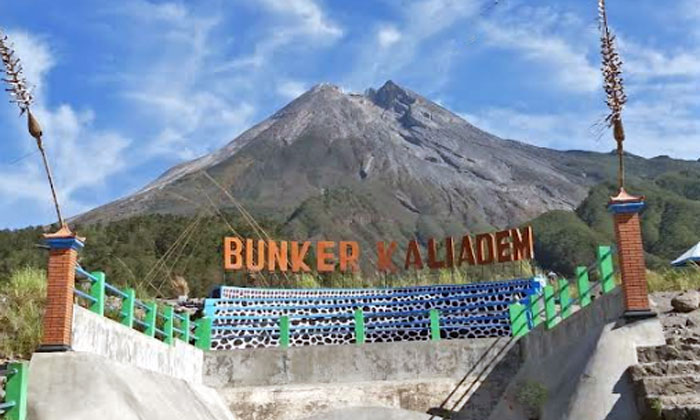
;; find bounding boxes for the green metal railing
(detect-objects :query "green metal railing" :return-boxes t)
[73,267,212,350]
[0,361,28,420]
[509,245,617,338]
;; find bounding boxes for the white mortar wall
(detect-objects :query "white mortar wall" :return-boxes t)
[71,305,203,384]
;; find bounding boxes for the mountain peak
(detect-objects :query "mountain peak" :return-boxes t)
[366,80,417,112]
[77,78,607,238]
[309,82,342,93]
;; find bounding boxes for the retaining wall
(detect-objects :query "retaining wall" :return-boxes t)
[481,289,665,420]
[71,305,203,384]
[204,337,517,419]
[204,337,500,387]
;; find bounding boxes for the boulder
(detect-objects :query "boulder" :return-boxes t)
[671,291,700,313]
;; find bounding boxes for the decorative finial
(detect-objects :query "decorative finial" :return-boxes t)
[0,31,34,115]
[598,0,628,190]
[1,28,66,229]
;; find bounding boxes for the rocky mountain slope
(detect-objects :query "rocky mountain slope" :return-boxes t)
[76,81,700,254]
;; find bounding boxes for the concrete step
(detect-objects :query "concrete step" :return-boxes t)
[217,378,460,420]
[645,394,700,407]
[642,396,700,420]
[637,344,700,363]
[667,335,700,347]
[659,405,700,420]
[640,375,700,397]
[631,361,700,380]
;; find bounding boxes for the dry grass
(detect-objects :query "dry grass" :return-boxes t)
[647,264,700,292]
[0,267,46,360]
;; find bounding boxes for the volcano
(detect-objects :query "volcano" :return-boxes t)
[76,80,688,255]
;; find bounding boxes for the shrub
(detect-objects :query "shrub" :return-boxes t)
[0,267,46,360]
[297,273,321,289]
[516,380,548,420]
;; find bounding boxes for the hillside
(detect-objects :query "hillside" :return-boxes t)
[3,169,700,293]
[532,169,700,276]
[72,81,700,268]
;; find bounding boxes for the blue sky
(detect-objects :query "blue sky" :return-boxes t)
[0,0,698,229]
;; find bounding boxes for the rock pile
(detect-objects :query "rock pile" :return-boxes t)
[632,291,700,419]
[671,291,700,314]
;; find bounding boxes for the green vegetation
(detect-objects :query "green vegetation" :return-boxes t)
[2,170,700,296]
[516,380,548,420]
[646,265,700,292]
[533,171,700,277]
[0,267,46,359]
[649,397,663,419]
[0,211,282,298]
[0,212,536,297]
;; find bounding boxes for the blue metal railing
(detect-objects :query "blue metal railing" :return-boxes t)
[208,278,537,349]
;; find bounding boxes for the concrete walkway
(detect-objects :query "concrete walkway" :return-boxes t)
[27,352,234,420]
[302,407,431,419]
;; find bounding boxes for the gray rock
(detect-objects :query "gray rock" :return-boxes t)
[672,291,700,313]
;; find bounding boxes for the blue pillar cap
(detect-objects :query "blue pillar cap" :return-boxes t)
[43,226,85,251]
[608,201,645,214]
[607,188,646,214]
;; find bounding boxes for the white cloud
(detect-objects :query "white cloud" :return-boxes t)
[460,108,606,151]
[478,6,599,94]
[276,80,308,100]
[377,25,401,48]
[0,31,131,223]
[620,37,700,80]
[112,3,256,160]
[219,0,343,71]
[258,0,342,38]
[462,97,700,159]
[344,0,480,91]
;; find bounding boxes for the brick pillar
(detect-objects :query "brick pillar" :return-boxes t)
[608,188,655,319]
[37,226,85,352]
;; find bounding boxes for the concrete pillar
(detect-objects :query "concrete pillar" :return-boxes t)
[37,226,85,352]
[607,189,654,319]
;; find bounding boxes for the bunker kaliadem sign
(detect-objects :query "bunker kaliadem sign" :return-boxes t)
[224,226,534,273]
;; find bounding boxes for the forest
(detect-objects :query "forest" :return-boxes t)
[2,172,700,298]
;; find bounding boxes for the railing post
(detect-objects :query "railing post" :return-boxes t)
[543,285,558,329]
[279,316,290,349]
[121,288,135,328]
[529,292,543,327]
[5,361,28,420]
[509,302,529,338]
[195,317,212,350]
[145,302,157,338]
[38,227,84,352]
[89,271,105,316]
[180,313,191,343]
[429,308,441,341]
[163,306,174,345]
[354,309,365,345]
[597,245,616,294]
[558,278,572,319]
[576,266,592,308]
[204,299,216,317]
